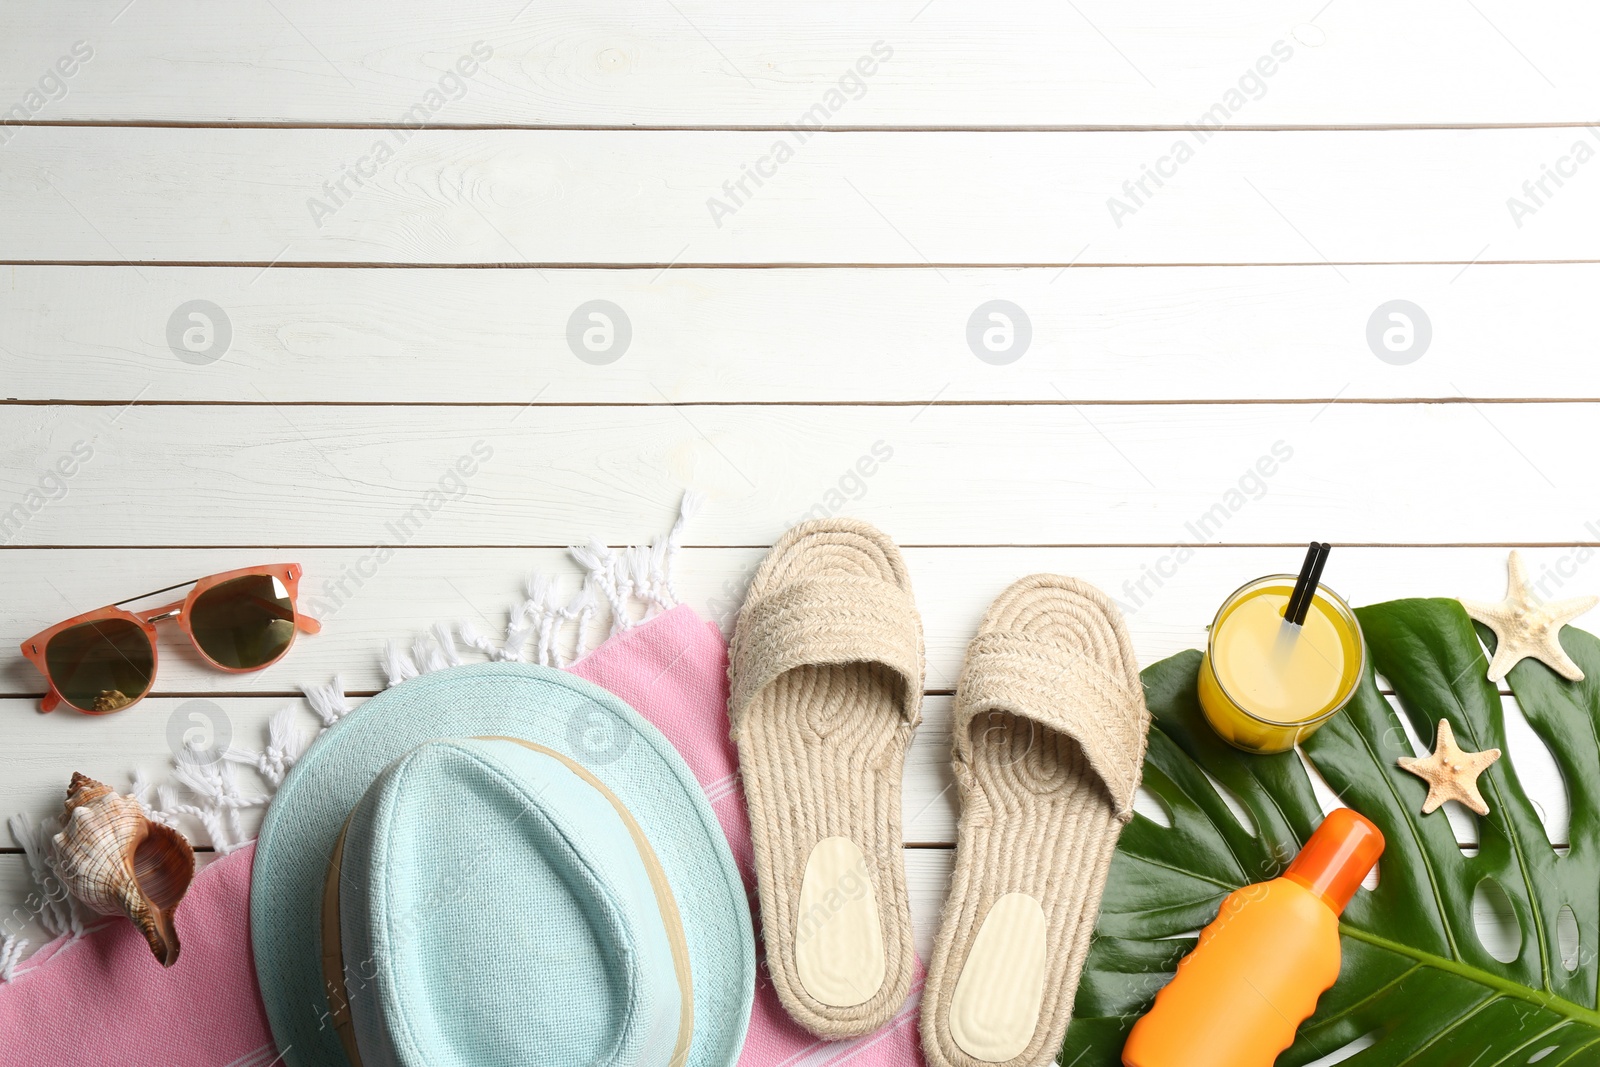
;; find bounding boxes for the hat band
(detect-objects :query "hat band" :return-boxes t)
[319,736,696,1067]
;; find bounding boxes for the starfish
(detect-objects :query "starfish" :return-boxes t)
[1398,719,1501,816]
[1459,550,1597,683]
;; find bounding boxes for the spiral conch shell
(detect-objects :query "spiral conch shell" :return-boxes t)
[52,773,196,967]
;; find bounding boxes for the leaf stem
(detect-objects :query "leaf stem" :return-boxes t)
[1340,924,1600,1029]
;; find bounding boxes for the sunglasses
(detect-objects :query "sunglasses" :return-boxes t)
[22,564,321,715]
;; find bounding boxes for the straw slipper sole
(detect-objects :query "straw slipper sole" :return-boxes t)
[921,575,1150,1067]
[729,518,924,1039]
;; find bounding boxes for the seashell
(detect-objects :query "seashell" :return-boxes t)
[51,772,196,967]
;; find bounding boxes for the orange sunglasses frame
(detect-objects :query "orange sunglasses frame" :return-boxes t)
[21,563,322,715]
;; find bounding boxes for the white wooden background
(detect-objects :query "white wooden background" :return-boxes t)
[3,1,1596,1028]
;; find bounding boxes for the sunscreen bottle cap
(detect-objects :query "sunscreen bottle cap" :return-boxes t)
[1284,808,1386,915]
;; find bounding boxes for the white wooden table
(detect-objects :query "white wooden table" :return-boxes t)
[3,1,1594,1001]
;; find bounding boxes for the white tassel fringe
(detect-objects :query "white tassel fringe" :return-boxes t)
[0,491,701,981]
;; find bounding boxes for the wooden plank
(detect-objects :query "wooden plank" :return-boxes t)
[3,128,1598,264]
[4,695,283,843]
[1,3,1592,126]
[0,678,1572,850]
[4,264,1596,403]
[0,403,1595,546]
[4,546,1588,698]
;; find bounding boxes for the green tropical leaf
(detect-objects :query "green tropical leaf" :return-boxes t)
[1062,597,1600,1066]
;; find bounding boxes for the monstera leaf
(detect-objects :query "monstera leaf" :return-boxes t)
[1062,598,1600,1066]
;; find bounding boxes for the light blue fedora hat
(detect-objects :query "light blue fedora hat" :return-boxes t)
[251,663,754,1067]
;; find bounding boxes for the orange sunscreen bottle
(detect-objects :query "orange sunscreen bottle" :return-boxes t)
[1122,808,1385,1067]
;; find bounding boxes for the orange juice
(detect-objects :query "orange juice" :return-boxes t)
[1122,809,1386,1067]
[1197,576,1363,754]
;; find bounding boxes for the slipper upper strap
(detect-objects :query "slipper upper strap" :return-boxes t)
[953,630,1149,821]
[728,573,925,733]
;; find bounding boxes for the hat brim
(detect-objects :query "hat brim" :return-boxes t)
[251,663,755,1067]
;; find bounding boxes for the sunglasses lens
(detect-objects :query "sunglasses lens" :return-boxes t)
[45,618,155,713]
[189,573,297,670]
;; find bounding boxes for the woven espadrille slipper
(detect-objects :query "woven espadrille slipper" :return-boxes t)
[921,575,1150,1067]
[729,518,924,1039]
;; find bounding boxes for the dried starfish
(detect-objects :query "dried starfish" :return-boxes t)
[1397,718,1501,816]
[1459,550,1597,683]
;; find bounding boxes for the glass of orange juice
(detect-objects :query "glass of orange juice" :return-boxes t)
[1197,575,1365,755]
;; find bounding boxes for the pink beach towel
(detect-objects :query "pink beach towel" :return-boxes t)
[0,843,275,1066]
[0,605,925,1067]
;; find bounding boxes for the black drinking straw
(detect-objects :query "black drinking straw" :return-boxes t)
[1285,542,1332,626]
